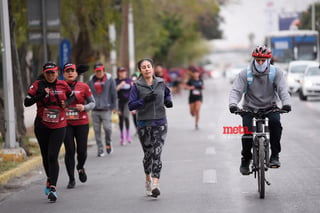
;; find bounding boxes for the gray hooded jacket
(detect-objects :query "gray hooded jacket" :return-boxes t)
[229,60,290,109]
[135,76,167,120]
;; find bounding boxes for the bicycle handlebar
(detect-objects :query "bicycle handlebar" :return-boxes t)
[234,107,288,118]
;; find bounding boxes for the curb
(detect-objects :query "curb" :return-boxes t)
[0,127,94,185]
[0,155,42,185]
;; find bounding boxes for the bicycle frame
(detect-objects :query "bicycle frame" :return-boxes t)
[235,107,286,198]
[252,116,270,174]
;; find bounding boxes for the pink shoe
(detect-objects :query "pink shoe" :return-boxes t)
[120,139,125,146]
[126,129,132,143]
[120,131,125,146]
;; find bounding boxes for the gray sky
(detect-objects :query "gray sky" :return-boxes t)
[219,0,319,48]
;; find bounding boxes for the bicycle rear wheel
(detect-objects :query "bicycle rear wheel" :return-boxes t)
[258,138,265,199]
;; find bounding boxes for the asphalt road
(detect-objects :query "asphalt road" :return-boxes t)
[0,75,320,213]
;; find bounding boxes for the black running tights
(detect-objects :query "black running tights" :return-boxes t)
[64,124,89,181]
[34,117,66,187]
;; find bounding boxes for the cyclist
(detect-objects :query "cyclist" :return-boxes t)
[229,46,291,175]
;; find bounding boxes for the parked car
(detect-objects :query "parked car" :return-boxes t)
[286,60,318,95]
[299,62,320,101]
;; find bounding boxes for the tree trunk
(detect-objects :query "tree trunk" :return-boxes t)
[71,7,98,64]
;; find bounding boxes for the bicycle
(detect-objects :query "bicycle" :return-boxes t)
[234,107,287,199]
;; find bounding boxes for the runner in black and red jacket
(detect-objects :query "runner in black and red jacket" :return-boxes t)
[24,61,74,202]
[62,63,95,189]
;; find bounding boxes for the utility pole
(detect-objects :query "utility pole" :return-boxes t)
[128,2,135,75]
[109,24,117,77]
[0,0,17,148]
[120,3,129,71]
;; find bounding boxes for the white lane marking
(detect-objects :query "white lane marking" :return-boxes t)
[203,169,217,183]
[208,134,216,140]
[205,147,216,155]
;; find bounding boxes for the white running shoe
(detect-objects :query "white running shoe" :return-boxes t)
[145,181,152,196]
[151,183,160,198]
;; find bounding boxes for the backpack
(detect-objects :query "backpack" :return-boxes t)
[246,65,276,92]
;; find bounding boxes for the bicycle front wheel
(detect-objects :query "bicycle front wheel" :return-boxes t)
[258,138,265,199]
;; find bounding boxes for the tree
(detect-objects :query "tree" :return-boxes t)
[298,3,320,32]
[133,0,222,67]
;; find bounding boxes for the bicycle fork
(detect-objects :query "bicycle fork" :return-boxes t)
[252,118,271,186]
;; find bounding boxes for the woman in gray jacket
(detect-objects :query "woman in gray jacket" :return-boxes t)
[128,58,173,198]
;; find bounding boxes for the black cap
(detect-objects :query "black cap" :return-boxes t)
[43,61,58,73]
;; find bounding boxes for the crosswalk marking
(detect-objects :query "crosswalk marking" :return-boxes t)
[207,134,216,140]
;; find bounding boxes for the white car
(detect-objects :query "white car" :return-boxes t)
[286,60,319,94]
[299,62,320,101]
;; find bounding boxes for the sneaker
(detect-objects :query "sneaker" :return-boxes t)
[44,186,50,195]
[67,179,76,189]
[78,169,87,183]
[240,158,251,175]
[48,188,57,202]
[97,152,105,157]
[106,144,113,154]
[151,183,160,198]
[126,136,132,144]
[126,132,132,144]
[269,155,281,168]
[44,180,50,195]
[120,140,125,146]
[195,124,199,130]
[145,181,152,196]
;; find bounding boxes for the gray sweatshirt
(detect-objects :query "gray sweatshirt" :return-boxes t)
[229,60,290,109]
[87,73,118,110]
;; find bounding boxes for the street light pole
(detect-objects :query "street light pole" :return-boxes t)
[128,2,135,75]
[0,0,17,148]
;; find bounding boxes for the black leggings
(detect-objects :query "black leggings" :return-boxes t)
[138,125,167,179]
[64,124,89,181]
[34,117,66,187]
[119,115,129,131]
[119,102,130,131]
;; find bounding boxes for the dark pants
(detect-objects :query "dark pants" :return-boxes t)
[34,117,66,187]
[64,124,89,181]
[241,112,282,160]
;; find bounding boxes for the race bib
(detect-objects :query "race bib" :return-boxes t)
[43,108,60,123]
[192,89,201,96]
[66,107,80,120]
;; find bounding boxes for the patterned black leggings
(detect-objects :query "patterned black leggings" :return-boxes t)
[138,125,167,179]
